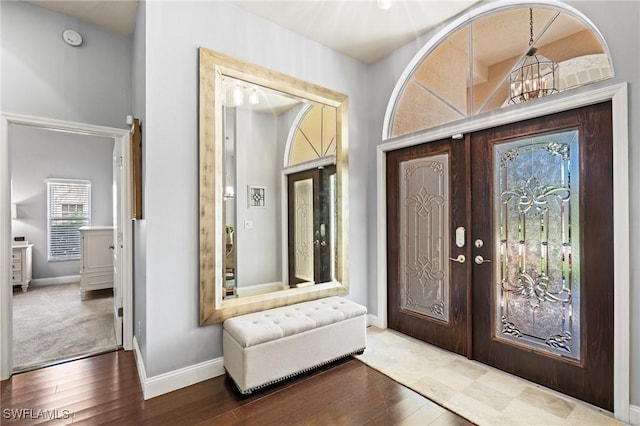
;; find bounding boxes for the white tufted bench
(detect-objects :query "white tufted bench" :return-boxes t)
[223,296,367,394]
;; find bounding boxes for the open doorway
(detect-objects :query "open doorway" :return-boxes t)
[10,126,117,372]
[0,114,133,380]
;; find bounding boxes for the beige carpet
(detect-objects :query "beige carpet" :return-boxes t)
[12,282,117,372]
[355,327,621,426]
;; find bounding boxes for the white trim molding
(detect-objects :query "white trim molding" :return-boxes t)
[132,337,225,400]
[30,275,81,287]
[630,404,640,426]
[0,113,134,380]
[377,83,630,423]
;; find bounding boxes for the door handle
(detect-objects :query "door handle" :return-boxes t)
[474,255,491,264]
[449,254,466,263]
[108,245,115,250]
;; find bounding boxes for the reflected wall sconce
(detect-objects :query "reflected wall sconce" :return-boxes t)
[223,186,235,199]
[232,83,244,106]
[509,8,559,104]
[224,79,260,107]
[248,86,259,105]
[11,204,17,219]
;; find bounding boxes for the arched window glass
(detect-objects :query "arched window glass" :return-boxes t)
[388,5,612,139]
[288,104,337,166]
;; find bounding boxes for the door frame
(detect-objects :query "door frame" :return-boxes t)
[281,156,337,287]
[0,113,134,380]
[375,83,629,422]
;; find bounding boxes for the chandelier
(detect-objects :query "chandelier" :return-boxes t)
[509,8,559,104]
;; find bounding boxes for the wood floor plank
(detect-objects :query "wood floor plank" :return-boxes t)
[1,350,472,425]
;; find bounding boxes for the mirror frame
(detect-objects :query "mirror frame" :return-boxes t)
[199,47,349,325]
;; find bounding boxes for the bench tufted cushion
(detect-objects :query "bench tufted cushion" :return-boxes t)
[223,296,367,348]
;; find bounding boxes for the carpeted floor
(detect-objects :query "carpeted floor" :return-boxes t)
[355,327,621,426]
[12,282,117,372]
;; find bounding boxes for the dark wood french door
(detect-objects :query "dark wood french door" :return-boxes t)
[386,137,471,356]
[288,166,336,286]
[387,102,614,410]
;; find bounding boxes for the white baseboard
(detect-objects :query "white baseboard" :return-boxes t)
[366,314,384,329]
[132,336,225,400]
[235,282,285,297]
[630,404,640,425]
[30,275,81,286]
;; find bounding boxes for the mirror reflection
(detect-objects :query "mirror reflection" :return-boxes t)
[221,78,338,299]
[199,47,349,325]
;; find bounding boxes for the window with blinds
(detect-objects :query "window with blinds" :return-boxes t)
[46,179,91,261]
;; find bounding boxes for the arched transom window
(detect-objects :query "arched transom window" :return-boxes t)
[386,4,613,139]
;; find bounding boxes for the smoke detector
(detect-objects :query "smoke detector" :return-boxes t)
[62,29,83,47]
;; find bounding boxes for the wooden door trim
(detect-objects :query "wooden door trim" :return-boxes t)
[375,83,630,422]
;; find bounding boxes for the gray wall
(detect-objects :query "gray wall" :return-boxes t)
[1,0,126,282]
[235,109,280,287]
[10,126,114,280]
[366,0,640,407]
[141,1,369,377]
[0,1,132,128]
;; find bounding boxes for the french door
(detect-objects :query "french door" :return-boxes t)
[287,166,336,286]
[386,137,470,356]
[387,102,613,410]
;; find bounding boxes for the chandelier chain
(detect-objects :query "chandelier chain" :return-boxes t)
[529,8,534,46]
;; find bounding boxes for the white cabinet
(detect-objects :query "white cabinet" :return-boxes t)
[79,226,114,301]
[11,244,33,292]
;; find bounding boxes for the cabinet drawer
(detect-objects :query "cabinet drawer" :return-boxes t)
[11,272,22,283]
[12,250,22,261]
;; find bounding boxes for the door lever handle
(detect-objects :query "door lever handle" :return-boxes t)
[449,255,466,263]
[474,255,491,264]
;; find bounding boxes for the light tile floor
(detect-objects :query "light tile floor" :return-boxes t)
[355,327,622,426]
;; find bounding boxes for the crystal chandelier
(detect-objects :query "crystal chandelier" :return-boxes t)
[509,8,559,104]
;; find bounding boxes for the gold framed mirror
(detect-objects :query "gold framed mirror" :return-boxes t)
[199,48,349,325]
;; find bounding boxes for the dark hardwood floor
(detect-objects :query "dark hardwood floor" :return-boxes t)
[1,350,473,425]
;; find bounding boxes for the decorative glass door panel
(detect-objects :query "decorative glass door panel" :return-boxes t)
[494,130,580,360]
[399,154,450,322]
[294,178,314,283]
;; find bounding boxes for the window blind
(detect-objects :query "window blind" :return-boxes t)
[46,179,91,261]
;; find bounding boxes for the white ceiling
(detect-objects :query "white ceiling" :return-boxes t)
[26,0,139,37]
[233,1,480,63]
[24,0,479,64]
